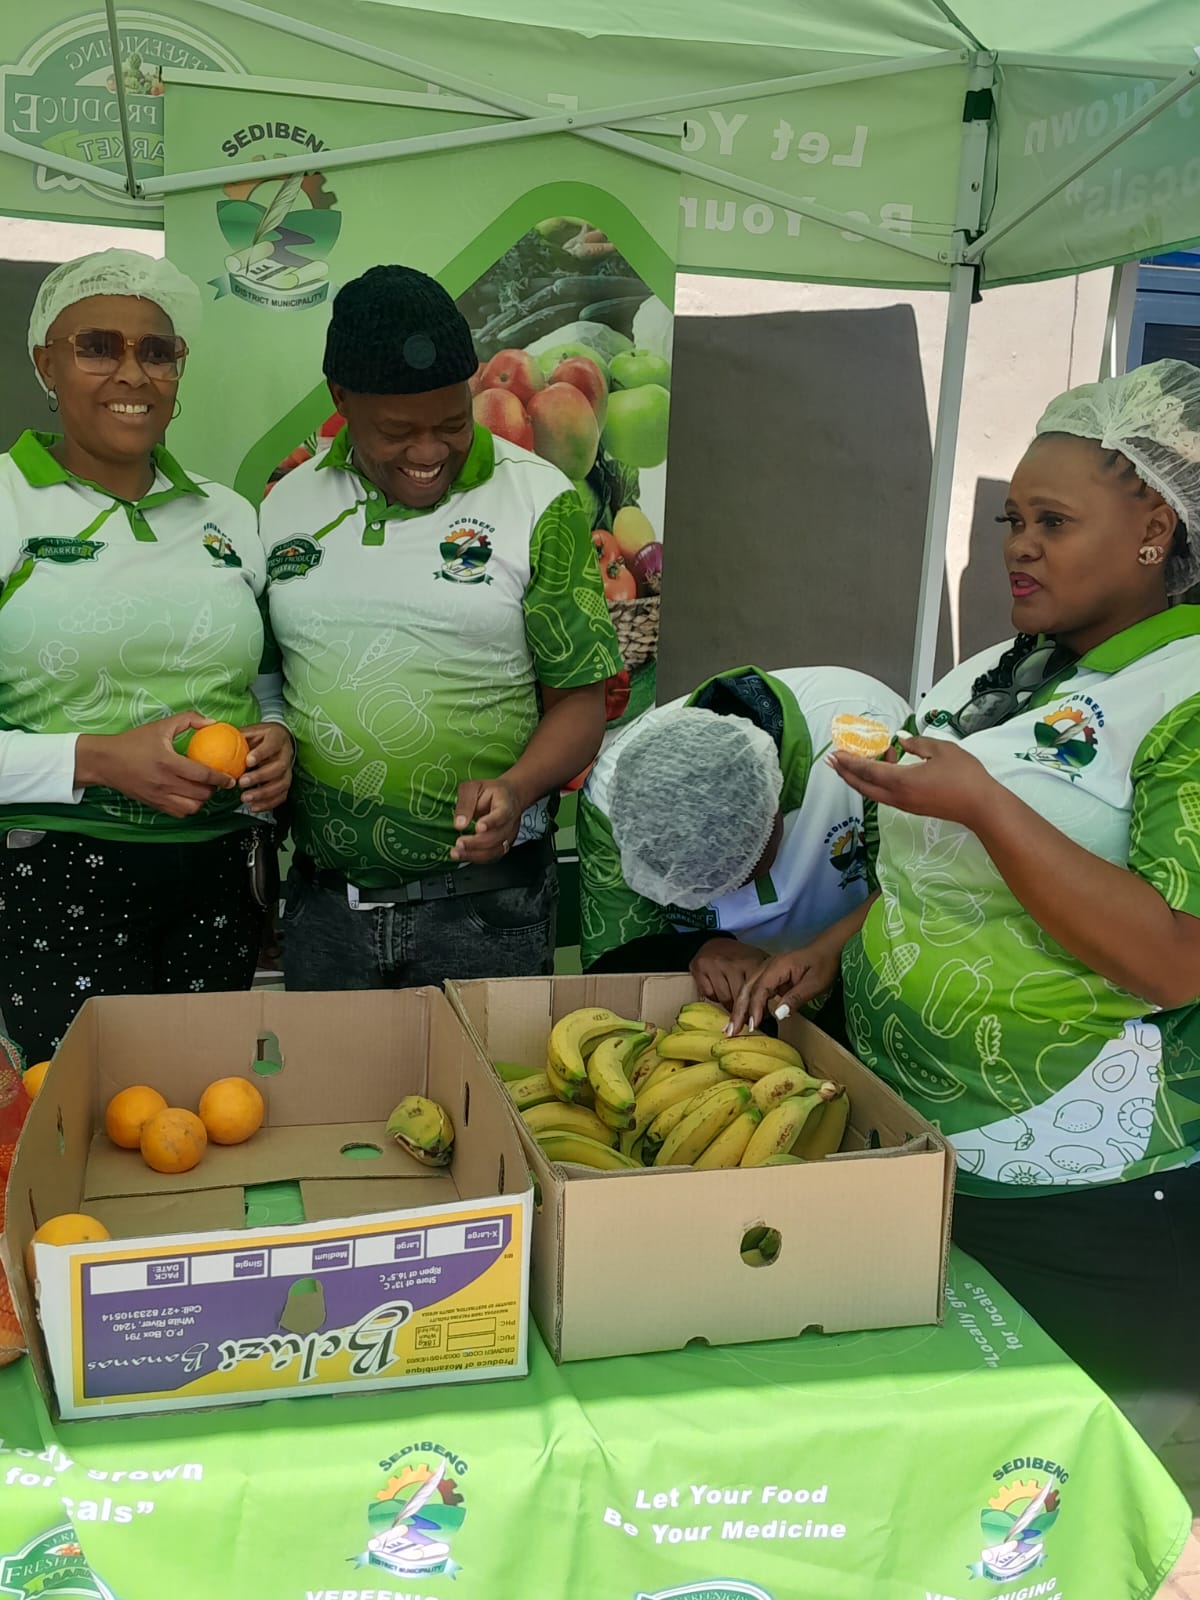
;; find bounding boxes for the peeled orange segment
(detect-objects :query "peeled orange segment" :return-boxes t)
[105,1085,169,1149]
[187,721,250,779]
[140,1108,207,1174]
[198,1077,264,1146]
[831,713,892,758]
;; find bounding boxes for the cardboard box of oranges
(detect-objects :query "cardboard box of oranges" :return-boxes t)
[1,990,531,1420]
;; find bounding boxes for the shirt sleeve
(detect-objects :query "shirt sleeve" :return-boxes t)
[577,789,672,968]
[1128,692,1200,919]
[523,489,623,689]
[0,730,82,806]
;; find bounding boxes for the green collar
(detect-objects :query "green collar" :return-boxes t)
[318,423,496,519]
[10,429,206,507]
[685,665,812,814]
[1076,605,1200,673]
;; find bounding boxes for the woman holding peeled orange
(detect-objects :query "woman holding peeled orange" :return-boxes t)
[0,250,292,1061]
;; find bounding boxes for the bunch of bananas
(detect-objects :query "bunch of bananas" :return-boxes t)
[493,1000,851,1173]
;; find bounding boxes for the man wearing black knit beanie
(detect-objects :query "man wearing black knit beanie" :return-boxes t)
[260,264,622,989]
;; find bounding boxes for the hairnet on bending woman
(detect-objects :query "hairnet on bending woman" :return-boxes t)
[0,247,292,1064]
[606,708,784,910]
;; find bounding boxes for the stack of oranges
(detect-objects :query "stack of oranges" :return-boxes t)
[106,1076,265,1174]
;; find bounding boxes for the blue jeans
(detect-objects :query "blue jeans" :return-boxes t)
[281,859,557,990]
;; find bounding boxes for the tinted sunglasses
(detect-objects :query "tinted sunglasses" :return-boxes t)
[47,328,187,380]
[946,640,1074,738]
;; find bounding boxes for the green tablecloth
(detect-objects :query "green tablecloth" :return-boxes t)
[0,1250,1188,1600]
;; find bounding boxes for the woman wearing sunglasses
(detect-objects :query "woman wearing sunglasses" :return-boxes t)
[732,359,1200,1444]
[0,249,293,1061]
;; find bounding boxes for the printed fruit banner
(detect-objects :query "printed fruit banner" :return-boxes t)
[162,80,678,733]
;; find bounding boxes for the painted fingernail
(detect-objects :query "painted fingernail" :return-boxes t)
[723,1023,736,1037]
[774,1003,790,1020]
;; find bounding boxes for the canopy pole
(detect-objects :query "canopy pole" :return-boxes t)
[910,264,975,705]
[103,0,141,200]
[908,52,994,705]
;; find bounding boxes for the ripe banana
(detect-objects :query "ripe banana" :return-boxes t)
[633,1060,727,1136]
[586,1029,650,1118]
[750,1066,839,1114]
[548,1008,644,1085]
[762,1153,803,1165]
[714,1033,804,1072]
[676,1000,732,1032]
[656,1082,751,1167]
[657,1030,726,1063]
[386,1095,455,1167]
[507,1071,558,1111]
[643,1094,695,1152]
[693,1105,762,1170]
[640,1056,698,1094]
[547,1058,588,1104]
[594,1095,636,1133]
[793,1091,850,1159]
[521,1101,616,1146]
[629,1040,664,1095]
[741,1091,824,1166]
[537,1131,643,1171]
[494,1060,539,1083]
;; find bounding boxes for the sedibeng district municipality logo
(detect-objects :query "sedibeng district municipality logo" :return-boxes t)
[213,138,341,310]
[1017,695,1103,779]
[267,536,324,583]
[970,1457,1066,1583]
[634,1585,774,1600]
[0,1523,119,1600]
[0,14,241,207]
[435,524,494,585]
[356,1444,468,1578]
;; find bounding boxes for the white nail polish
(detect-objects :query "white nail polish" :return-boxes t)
[774,1003,790,1020]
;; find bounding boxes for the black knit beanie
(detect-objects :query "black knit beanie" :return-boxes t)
[323,265,478,394]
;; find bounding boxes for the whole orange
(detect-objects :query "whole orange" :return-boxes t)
[22,1060,50,1100]
[198,1077,264,1145]
[140,1108,207,1174]
[25,1212,111,1280]
[187,721,250,779]
[105,1085,169,1149]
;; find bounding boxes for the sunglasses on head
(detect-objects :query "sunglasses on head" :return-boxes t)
[46,328,187,380]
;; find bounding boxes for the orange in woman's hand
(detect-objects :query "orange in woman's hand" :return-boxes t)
[187,722,249,779]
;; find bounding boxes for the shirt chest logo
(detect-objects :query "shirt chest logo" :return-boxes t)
[825,818,869,888]
[435,522,494,585]
[267,536,324,582]
[1016,695,1103,779]
[22,535,106,565]
[202,523,242,567]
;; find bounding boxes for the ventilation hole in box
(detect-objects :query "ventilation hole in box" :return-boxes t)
[685,1335,711,1349]
[531,1172,543,1212]
[866,1129,881,1150]
[56,1109,65,1156]
[740,1224,782,1268]
[461,1081,470,1128]
[253,1031,282,1075]
[28,1190,40,1231]
[340,1142,382,1161]
[496,1154,505,1193]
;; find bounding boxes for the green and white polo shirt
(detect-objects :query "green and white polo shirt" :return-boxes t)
[0,432,277,842]
[260,425,621,886]
[578,665,911,969]
[844,606,1200,1196]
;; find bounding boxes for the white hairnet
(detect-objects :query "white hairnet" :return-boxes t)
[28,249,201,391]
[607,708,784,910]
[1036,358,1200,595]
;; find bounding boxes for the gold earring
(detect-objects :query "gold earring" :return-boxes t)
[1138,544,1164,566]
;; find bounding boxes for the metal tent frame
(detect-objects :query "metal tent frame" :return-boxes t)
[7,3,1198,702]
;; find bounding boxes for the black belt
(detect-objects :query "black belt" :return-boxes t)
[295,832,554,904]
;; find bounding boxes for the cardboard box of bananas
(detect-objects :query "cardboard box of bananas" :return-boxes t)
[494,999,850,1173]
